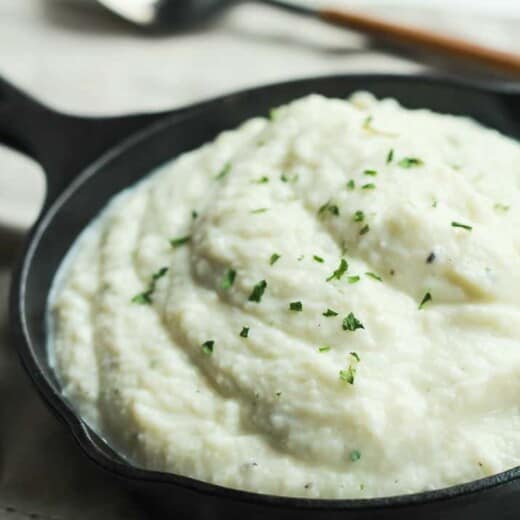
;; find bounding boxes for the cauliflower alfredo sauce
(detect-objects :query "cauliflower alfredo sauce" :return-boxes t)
[49,92,520,499]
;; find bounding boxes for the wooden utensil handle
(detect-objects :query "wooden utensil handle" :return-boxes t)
[319,8,520,76]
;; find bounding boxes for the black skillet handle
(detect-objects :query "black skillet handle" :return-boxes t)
[0,75,178,206]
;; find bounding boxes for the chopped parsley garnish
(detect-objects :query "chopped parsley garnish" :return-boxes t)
[350,449,361,462]
[215,161,232,180]
[419,291,432,310]
[191,210,198,219]
[361,183,376,190]
[494,203,510,212]
[398,157,424,168]
[348,275,360,284]
[289,301,303,311]
[318,200,340,217]
[240,327,249,338]
[362,116,373,129]
[318,346,331,353]
[339,352,361,385]
[201,340,214,355]
[131,267,169,305]
[326,258,349,282]
[353,210,365,222]
[364,169,377,177]
[346,179,356,191]
[269,108,279,120]
[170,235,191,248]
[340,368,355,384]
[251,208,268,214]
[248,280,267,302]
[280,172,298,183]
[254,176,269,184]
[426,252,436,264]
[365,272,382,281]
[269,253,281,265]
[359,224,370,235]
[131,293,152,305]
[342,313,364,331]
[451,221,472,231]
[386,149,394,163]
[220,269,236,290]
[323,308,338,317]
[432,199,438,208]
[313,255,324,263]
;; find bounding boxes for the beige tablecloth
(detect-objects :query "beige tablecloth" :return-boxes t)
[0,1,519,518]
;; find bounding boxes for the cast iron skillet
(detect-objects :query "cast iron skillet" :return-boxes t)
[2,73,520,519]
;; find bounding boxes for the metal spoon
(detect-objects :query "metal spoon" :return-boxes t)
[96,0,520,77]
[97,0,310,27]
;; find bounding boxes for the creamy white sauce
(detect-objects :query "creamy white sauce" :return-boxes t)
[50,92,520,499]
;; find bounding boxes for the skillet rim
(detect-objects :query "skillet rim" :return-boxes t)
[10,72,520,511]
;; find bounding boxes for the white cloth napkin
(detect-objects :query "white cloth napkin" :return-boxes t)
[0,1,518,518]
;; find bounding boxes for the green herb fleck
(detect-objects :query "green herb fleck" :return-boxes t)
[451,221,472,231]
[318,200,340,217]
[361,183,376,190]
[364,169,377,177]
[340,368,355,384]
[318,346,331,353]
[254,176,269,184]
[494,203,510,212]
[362,116,373,129]
[220,269,236,290]
[131,293,152,305]
[269,108,279,120]
[348,275,360,284]
[313,255,324,263]
[191,210,198,219]
[386,149,394,163]
[419,291,432,310]
[251,208,268,214]
[248,280,267,303]
[240,327,249,338]
[280,172,298,183]
[215,161,232,180]
[342,312,364,331]
[326,258,349,282]
[365,272,382,282]
[398,157,424,168]
[359,224,370,235]
[201,340,214,355]
[346,179,356,191]
[339,352,361,385]
[353,210,365,222]
[289,301,303,312]
[170,235,191,248]
[350,449,361,462]
[131,267,169,305]
[152,267,168,281]
[269,253,281,265]
[322,308,338,317]
[432,199,438,208]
